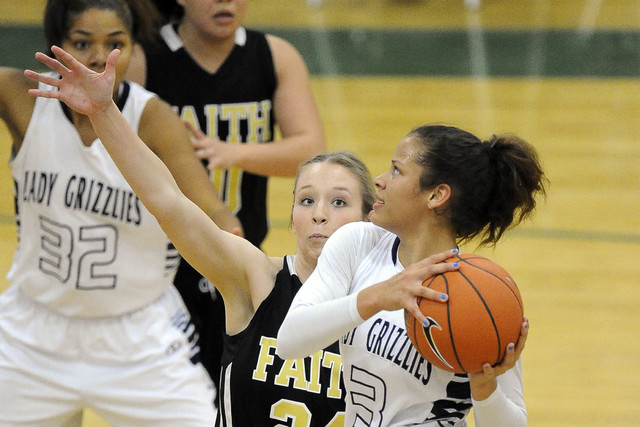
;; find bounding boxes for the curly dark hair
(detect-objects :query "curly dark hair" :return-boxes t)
[409,124,548,247]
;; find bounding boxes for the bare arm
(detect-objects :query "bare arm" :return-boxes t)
[24,47,274,329]
[138,97,243,237]
[191,35,326,177]
[0,67,37,151]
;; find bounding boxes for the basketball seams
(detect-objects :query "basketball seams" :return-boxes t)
[453,267,502,369]
[443,273,465,373]
[460,257,523,312]
[406,254,522,374]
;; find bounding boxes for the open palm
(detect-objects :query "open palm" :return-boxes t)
[24,45,118,117]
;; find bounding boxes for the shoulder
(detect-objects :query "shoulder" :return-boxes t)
[264,33,308,75]
[268,256,285,271]
[322,222,389,261]
[264,33,303,59]
[331,221,388,244]
[0,67,38,140]
[0,67,36,110]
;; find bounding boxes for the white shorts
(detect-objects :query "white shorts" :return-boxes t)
[0,284,216,427]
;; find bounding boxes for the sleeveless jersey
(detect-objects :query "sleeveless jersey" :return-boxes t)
[7,77,179,318]
[144,24,276,247]
[142,23,277,388]
[314,222,473,426]
[217,256,345,427]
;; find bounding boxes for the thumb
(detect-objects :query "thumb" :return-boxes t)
[106,49,121,74]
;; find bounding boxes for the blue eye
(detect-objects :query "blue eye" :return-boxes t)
[300,197,314,206]
[332,199,347,207]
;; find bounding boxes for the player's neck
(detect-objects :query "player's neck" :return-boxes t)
[178,22,236,74]
[293,254,316,284]
[397,229,457,267]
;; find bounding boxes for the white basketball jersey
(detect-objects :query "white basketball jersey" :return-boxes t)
[317,222,471,426]
[7,77,179,317]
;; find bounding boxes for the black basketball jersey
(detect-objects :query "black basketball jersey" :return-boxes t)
[216,258,346,426]
[142,24,278,389]
[144,24,276,247]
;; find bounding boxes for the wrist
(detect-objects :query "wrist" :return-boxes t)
[356,287,380,320]
[470,377,498,401]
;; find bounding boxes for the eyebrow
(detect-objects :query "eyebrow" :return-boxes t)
[298,185,354,193]
[70,29,127,37]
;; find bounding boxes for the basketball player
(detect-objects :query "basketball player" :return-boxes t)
[124,0,326,387]
[278,125,547,425]
[0,0,242,424]
[22,45,447,426]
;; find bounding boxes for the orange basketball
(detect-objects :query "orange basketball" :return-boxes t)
[404,253,523,374]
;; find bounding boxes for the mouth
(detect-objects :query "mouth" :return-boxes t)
[372,197,385,210]
[214,11,234,23]
[309,233,328,240]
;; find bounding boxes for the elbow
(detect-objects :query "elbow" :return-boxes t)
[275,325,296,360]
[275,319,310,360]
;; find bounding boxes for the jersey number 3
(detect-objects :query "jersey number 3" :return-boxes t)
[38,216,118,290]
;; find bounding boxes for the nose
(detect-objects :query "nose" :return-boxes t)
[88,45,109,70]
[374,172,387,190]
[312,201,328,224]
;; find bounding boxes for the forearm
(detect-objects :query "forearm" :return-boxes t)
[472,359,526,427]
[472,386,527,427]
[277,292,362,359]
[89,101,179,215]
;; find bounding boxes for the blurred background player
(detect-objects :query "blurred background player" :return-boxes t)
[0,0,242,424]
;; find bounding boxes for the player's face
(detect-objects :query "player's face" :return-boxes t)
[60,8,132,92]
[179,0,249,40]
[370,137,431,236]
[292,163,366,264]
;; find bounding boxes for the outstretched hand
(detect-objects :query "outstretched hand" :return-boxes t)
[24,45,119,117]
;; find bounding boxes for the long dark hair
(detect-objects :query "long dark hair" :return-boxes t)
[409,124,548,247]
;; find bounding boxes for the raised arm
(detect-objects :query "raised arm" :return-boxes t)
[24,46,271,310]
[138,96,243,237]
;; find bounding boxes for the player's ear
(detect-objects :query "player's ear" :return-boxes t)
[427,184,451,210]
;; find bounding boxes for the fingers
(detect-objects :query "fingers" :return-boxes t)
[513,317,529,356]
[406,304,427,327]
[194,146,215,162]
[480,362,496,378]
[34,50,70,75]
[417,286,448,303]
[184,121,206,140]
[23,69,62,89]
[414,248,460,279]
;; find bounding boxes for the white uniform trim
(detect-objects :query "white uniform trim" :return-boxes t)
[160,23,247,51]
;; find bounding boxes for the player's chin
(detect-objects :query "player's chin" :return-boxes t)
[368,208,386,227]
